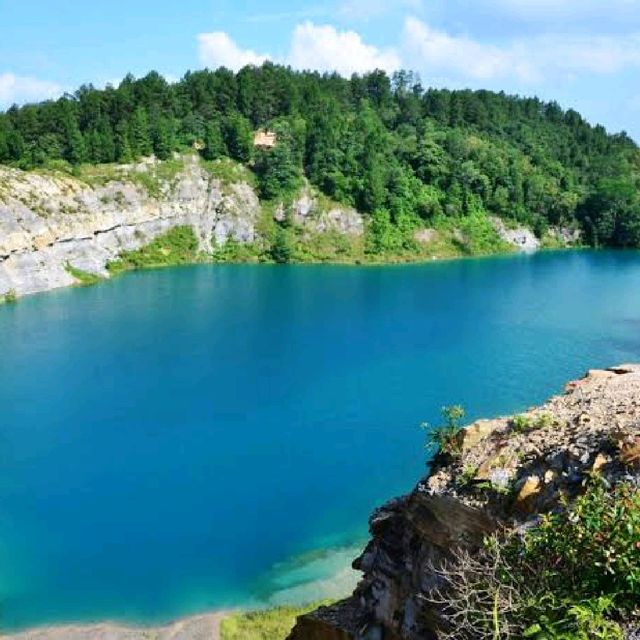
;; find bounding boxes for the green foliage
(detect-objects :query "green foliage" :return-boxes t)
[107,226,199,274]
[255,144,302,200]
[65,264,102,286]
[511,414,534,433]
[2,66,639,248]
[201,157,257,189]
[511,413,554,434]
[220,601,333,640]
[523,597,624,640]
[457,464,479,488]
[514,481,640,614]
[223,113,253,163]
[438,481,639,639]
[270,226,294,264]
[577,178,640,247]
[211,238,263,263]
[1,288,18,304]
[424,405,466,460]
[201,119,226,161]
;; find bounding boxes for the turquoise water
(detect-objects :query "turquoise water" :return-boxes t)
[1,250,640,630]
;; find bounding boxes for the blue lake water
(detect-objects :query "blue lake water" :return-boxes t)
[2,250,640,630]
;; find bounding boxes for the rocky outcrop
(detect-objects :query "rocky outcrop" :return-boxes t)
[273,184,364,236]
[0,157,257,295]
[289,365,640,640]
[0,158,364,297]
[489,216,540,252]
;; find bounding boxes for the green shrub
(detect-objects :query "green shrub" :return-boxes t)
[515,481,640,614]
[424,405,466,460]
[511,414,534,433]
[107,226,199,274]
[220,601,332,640]
[433,480,639,639]
[65,264,102,286]
[2,288,18,303]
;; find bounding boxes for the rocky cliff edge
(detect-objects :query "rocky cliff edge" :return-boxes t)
[289,365,640,639]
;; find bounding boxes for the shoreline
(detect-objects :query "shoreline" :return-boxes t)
[1,611,230,640]
[3,245,588,305]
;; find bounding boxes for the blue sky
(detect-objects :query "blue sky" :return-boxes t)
[2,0,640,139]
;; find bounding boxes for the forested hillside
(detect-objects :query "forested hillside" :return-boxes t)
[1,63,639,247]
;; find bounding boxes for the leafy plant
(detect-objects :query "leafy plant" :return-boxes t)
[65,263,102,286]
[2,288,17,303]
[511,414,534,433]
[457,464,479,487]
[425,405,466,460]
[430,480,639,639]
[107,225,200,274]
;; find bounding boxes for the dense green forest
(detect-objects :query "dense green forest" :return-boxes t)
[1,63,639,247]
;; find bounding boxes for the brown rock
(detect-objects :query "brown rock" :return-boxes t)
[591,453,610,472]
[516,476,541,511]
[457,419,501,453]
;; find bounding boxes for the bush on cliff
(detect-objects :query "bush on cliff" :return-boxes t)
[432,479,640,639]
[107,225,199,274]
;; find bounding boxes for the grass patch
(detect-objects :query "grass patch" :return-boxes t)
[211,238,264,263]
[65,263,102,286]
[107,226,200,274]
[432,212,514,256]
[220,601,333,640]
[201,157,258,190]
[290,228,364,263]
[35,157,186,198]
[0,288,18,304]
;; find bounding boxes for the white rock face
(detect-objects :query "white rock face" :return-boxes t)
[490,216,540,252]
[283,184,365,236]
[0,161,366,297]
[0,160,264,296]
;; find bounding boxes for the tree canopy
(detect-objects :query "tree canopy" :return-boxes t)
[1,63,639,246]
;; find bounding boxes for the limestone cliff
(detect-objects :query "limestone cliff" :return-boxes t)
[289,366,640,640]
[0,155,571,298]
[0,156,363,296]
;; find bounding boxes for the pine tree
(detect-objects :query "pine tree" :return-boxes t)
[61,107,86,164]
[151,115,174,160]
[114,121,133,163]
[128,107,153,157]
[223,114,253,163]
[202,120,226,160]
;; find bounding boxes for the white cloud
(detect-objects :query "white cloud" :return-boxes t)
[197,17,640,88]
[288,22,401,74]
[403,17,537,81]
[198,22,400,76]
[198,32,267,71]
[0,73,62,107]
[403,17,640,84]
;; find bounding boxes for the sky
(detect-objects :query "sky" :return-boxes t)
[1,0,640,139]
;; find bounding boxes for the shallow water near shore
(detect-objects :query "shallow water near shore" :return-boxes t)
[2,250,640,631]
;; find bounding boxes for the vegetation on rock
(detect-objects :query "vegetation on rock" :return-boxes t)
[65,264,103,286]
[221,601,332,640]
[1,65,638,249]
[106,225,201,274]
[433,480,640,639]
[0,288,18,304]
